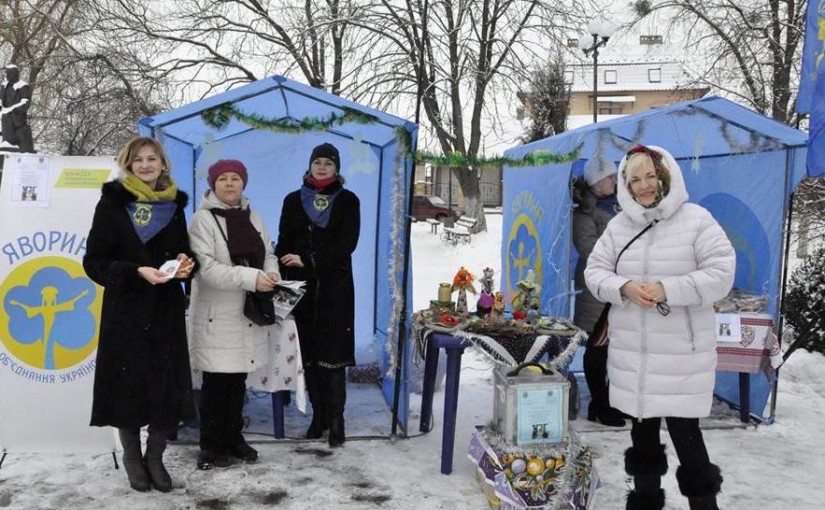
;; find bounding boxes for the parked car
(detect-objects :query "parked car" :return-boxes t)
[411,195,462,222]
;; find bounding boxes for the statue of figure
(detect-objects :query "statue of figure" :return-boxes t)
[1,64,35,153]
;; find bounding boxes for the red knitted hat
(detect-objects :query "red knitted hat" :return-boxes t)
[207,159,248,190]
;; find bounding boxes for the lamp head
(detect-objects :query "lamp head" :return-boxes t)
[587,20,616,39]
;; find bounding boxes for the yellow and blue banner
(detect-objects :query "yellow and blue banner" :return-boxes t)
[797,0,825,114]
[798,0,825,177]
[0,154,117,453]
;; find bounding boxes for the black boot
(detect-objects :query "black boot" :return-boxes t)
[226,374,257,462]
[584,345,625,427]
[144,428,172,492]
[326,367,347,447]
[304,366,328,439]
[677,463,722,510]
[625,445,668,510]
[118,428,151,492]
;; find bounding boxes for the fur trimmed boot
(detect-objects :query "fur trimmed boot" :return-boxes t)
[677,463,722,510]
[118,428,151,492]
[626,489,665,510]
[144,429,173,492]
[624,445,668,510]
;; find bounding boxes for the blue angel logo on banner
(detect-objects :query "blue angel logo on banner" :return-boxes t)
[798,0,825,177]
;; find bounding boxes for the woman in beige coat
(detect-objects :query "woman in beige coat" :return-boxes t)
[188,159,280,469]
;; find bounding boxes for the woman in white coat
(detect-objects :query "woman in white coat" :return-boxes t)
[188,159,280,470]
[585,145,735,510]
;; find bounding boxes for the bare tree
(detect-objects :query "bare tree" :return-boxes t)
[631,0,807,124]
[368,0,588,231]
[0,0,172,154]
[793,178,825,257]
[92,0,384,99]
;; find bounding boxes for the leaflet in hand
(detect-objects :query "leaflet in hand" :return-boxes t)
[273,280,306,319]
[158,259,181,280]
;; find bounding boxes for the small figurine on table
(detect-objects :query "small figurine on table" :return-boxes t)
[451,266,476,314]
[511,269,540,321]
[489,291,506,323]
[476,267,495,318]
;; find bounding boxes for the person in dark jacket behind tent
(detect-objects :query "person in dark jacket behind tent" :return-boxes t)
[83,136,196,493]
[572,156,625,427]
[275,142,360,448]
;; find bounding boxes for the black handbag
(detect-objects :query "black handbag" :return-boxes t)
[243,290,277,326]
[589,304,611,347]
[211,211,277,326]
[588,221,658,347]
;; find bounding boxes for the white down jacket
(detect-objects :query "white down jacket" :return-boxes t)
[584,146,735,418]
[188,190,280,373]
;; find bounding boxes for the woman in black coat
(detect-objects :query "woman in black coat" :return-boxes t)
[275,142,360,447]
[83,137,196,493]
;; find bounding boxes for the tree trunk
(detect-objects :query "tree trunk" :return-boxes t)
[453,166,486,233]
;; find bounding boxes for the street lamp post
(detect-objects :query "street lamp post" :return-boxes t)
[578,21,615,124]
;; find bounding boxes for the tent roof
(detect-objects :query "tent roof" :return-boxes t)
[138,75,416,149]
[507,96,808,165]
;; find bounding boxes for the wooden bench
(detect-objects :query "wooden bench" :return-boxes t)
[425,218,441,234]
[441,216,477,245]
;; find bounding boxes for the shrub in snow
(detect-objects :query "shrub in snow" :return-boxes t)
[782,246,825,360]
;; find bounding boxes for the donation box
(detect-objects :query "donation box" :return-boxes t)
[493,363,569,446]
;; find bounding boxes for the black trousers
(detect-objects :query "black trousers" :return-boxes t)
[631,417,710,469]
[199,372,247,452]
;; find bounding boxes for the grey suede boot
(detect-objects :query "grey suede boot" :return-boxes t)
[144,429,173,492]
[118,428,151,492]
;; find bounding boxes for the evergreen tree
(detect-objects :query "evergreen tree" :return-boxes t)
[782,246,825,360]
[519,53,570,143]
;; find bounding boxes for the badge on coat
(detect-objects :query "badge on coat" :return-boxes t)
[312,195,329,212]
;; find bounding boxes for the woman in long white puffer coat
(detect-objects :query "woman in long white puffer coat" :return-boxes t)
[584,145,735,510]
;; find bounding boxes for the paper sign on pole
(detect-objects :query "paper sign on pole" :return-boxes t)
[0,153,117,453]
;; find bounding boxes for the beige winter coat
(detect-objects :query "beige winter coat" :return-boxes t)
[188,190,280,373]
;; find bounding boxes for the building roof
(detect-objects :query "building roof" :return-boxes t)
[567,57,699,93]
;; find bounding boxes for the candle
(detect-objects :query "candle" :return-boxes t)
[438,282,452,302]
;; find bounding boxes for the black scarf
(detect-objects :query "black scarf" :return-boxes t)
[210,208,265,270]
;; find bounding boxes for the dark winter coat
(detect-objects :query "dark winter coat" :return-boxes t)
[275,180,360,368]
[573,179,618,332]
[83,180,196,430]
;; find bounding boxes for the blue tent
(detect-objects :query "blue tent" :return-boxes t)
[138,75,418,433]
[501,96,815,421]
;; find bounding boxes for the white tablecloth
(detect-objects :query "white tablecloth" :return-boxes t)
[192,317,307,413]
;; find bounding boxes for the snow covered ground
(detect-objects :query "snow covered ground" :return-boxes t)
[0,213,823,509]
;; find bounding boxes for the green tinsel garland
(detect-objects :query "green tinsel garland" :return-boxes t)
[201,103,579,167]
[413,147,580,168]
[202,103,380,133]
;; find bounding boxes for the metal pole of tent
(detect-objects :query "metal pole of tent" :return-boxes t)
[392,0,428,438]
[391,142,416,439]
[771,149,795,421]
